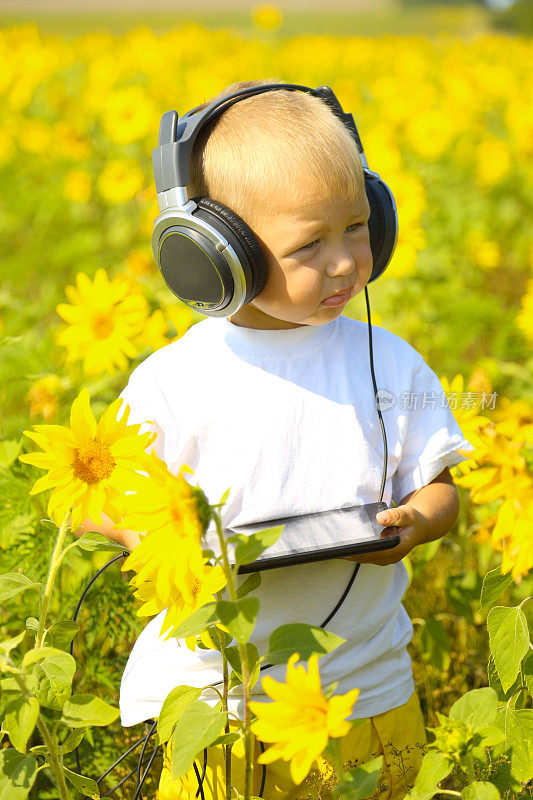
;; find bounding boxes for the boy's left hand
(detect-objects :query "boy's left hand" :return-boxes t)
[345,505,429,566]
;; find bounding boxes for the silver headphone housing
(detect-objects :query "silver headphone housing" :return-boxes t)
[152,187,250,317]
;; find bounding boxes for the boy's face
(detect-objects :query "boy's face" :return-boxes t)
[228,177,373,330]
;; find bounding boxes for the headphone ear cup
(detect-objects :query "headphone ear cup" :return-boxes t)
[365,174,398,282]
[192,197,268,303]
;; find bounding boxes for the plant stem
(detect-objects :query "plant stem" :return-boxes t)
[214,511,253,800]
[35,509,71,650]
[11,671,70,800]
[37,714,71,800]
[465,750,475,784]
[215,624,232,800]
[330,738,345,783]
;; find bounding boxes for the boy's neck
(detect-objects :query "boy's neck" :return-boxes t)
[228,308,307,331]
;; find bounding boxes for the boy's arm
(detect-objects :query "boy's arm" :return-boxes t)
[345,466,459,566]
[74,512,142,552]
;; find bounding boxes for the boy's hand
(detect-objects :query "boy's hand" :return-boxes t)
[343,469,460,566]
[343,505,429,566]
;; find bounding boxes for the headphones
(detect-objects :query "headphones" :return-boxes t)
[151,83,398,317]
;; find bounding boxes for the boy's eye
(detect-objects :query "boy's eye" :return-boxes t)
[300,239,319,251]
[297,223,367,253]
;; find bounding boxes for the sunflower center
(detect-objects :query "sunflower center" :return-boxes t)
[93,315,114,339]
[72,440,116,485]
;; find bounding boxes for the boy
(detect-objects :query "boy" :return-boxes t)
[78,79,473,799]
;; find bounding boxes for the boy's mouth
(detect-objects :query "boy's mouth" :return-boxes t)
[321,286,354,307]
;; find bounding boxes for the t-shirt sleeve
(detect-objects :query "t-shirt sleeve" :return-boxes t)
[391,355,475,506]
[116,361,173,464]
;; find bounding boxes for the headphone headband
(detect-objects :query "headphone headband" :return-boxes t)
[153,84,366,193]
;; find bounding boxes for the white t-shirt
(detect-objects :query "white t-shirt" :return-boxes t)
[118,315,473,727]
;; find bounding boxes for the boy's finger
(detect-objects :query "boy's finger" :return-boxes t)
[375,506,409,527]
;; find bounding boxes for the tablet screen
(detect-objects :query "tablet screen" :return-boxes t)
[203,501,399,572]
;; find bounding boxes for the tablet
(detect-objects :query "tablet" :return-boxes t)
[203,501,400,574]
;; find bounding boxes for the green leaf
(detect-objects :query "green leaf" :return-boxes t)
[0,574,40,603]
[32,652,76,711]
[157,686,202,745]
[44,620,79,651]
[171,701,227,780]
[265,623,345,665]
[0,631,27,658]
[411,539,442,579]
[232,526,284,566]
[76,531,124,552]
[21,646,65,670]
[228,671,243,691]
[24,619,38,636]
[225,644,260,685]
[487,653,520,703]
[216,598,259,644]
[236,572,262,599]
[480,568,513,610]
[445,571,482,624]
[494,706,533,783]
[4,697,39,754]
[449,688,499,730]
[472,724,505,754]
[420,618,450,671]
[167,603,220,640]
[63,765,100,799]
[61,694,120,728]
[211,732,241,747]
[462,781,500,800]
[0,675,38,701]
[405,750,453,800]
[0,440,21,469]
[523,650,533,697]
[218,487,231,507]
[0,749,38,799]
[333,755,383,800]
[487,606,529,692]
[57,726,87,754]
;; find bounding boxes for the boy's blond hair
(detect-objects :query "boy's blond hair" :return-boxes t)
[188,78,365,230]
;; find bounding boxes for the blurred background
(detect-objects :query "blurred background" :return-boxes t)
[1,1,532,797]
[1,0,533,37]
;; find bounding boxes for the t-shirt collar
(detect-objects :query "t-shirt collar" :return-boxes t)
[218,316,338,357]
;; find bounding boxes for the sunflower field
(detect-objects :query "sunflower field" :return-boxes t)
[0,13,533,800]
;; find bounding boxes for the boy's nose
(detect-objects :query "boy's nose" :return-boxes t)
[327,243,356,277]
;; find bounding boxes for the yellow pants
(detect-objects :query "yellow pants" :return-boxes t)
[157,691,427,800]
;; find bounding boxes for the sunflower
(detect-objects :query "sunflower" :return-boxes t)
[491,483,533,581]
[250,653,359,785]
[56,268,149,376]
[439,374,492,452]
[128,557,227,642]
[25,374,65,421]
[18,388,155,530]
[118,451,227,639]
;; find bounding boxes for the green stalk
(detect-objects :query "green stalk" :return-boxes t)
[12,671,70,800]
[215,624,232,800]
[330,738,345,785]
[35,509,72,650]
[214,511,254,800]
[37,714,71,800]
[465,750,475,784]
